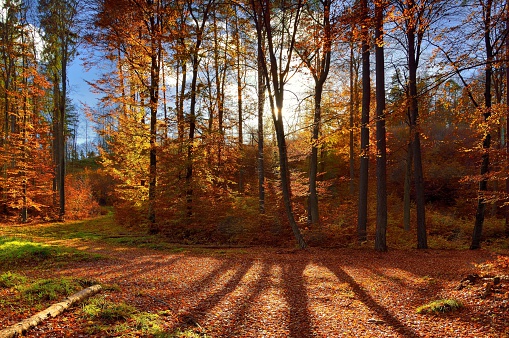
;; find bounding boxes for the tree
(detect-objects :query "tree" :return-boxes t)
[505,2,509,238]
[390,0,450,249]
[0,0,53,222]
[256,21,266,213]
[185,0,214,217]
[433,0,507,248]
[358,0,370,243]
[471,0,500,249]
[38,0,79,220]
[374,0,387,251]
[92,0,175,226]
[251,0,307,248]
[295,0,332,225]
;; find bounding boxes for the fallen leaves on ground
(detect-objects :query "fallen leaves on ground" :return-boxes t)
[1,241,508,337]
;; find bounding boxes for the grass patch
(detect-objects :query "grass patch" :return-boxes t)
[0,214,183,252]
[158,329,210,337]
[0,236,101,268]
[83,296,137,322]
[82,296,165,335]
[18,277,82,301]
[416,299,463,314]
[0,272,27,288]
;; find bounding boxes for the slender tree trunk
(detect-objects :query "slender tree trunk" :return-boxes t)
[407,1,427,249]
[185,0,212,217]
[177,60,186,145]
[186,55,198,217]
[235,7,244,193]
[274,109,306,249]
[471,0,493,249]
[257,48,265,214]
[505,8,509,237]
[358,0,370,243]
[403,137,413,231]
[374,1,387,252]
[21,48,28,223]
[252,0,306,248]
[307,0,331,225]
[58,46,67,220]
[148,32,160,226]
[308,85,322,225]
[349,42,356,196]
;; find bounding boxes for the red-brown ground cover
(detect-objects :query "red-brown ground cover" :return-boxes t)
[1,238,507,337]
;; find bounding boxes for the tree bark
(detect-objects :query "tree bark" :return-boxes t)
[471,0,493,250]
[0,285,102,338]
[251,0,306,248]
[257,44,266,214]
[407,0,427,249]
[185,0,213,217]
[307,0,331,226]
[358,0,370,243]
[403,138,413,231]
[505,6,509,237]
[374,1,387,252]
[349,42,356,196]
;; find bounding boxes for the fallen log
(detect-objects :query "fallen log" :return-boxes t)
[0,284,102,338]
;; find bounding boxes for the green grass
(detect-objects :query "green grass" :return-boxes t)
[18,277,83,301]
[0,272,27,288]
[0,213,186,252]
[82,296,166,335]
[0,236,101,268]
[416,299,463,314]
[83,296,137,322]
[0,273,100,314]
[158,329,210,338]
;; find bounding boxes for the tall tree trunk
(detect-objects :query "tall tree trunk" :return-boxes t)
[505,6,509,237]
[307,0,331,226]
[403,137,413,231]
[374,1,387,252]
[407,0,427,249]
[308,85,322,225]
[349,42,356,196]
[185,0,212,217]
[235,6,244,193]
[58,46,67,220]
[177,60,186,142]
[148,23,161,226]
[257,47,265,214]
[358,0,370,243]
[252,0,306,248]
[274,109,306,249]
[471,0,493,249]
[186,54,199,217]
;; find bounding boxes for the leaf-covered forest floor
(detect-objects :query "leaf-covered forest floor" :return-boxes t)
[0,216,508,337]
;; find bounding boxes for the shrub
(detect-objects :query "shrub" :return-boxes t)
[66,173,101,220]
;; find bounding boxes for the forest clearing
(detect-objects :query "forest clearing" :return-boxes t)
[0,214,508,337]
[2,0,509,335]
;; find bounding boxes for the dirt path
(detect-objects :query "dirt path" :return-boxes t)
[5,241,509,337]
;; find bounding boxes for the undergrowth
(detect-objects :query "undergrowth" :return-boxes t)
[416,299,463,314]
[82,296,166,335]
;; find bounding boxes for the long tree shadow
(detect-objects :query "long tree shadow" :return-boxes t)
[319,259,420,338]
[222,261,271,337]
[282,259,312,338]
[174,258,254,330]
